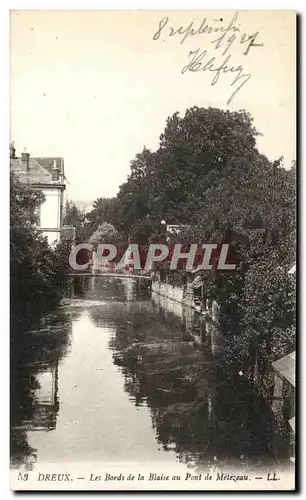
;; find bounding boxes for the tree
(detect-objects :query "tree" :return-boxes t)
[84,196,121,238]
[11,173,68,324]
[62,200,86,243]
[83,105,296,373]
[115,148,156,233]
[88,221,119,245]
[113,107,261,232]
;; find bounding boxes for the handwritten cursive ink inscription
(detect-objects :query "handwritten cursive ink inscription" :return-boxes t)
[182,49,251,105]
[153,13,263,56]
[152,12,262,105]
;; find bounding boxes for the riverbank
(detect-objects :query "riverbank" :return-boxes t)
[151,275,295,459]
[11,275,292,474]
[151,278,220,324]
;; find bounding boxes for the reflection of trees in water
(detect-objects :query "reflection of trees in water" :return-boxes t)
[88,301,153,332]
[108,300,290,468]
[10,430,37,470]
[72,276,151,302]
[10,308,73,470]
[151,376,283,469]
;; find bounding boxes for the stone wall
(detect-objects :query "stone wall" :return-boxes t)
[152,280,189,305]
[152,278,220,324]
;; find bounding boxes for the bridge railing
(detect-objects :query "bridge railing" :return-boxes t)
[91,262,151,277]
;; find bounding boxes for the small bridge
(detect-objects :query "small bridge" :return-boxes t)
[67,272,152,281]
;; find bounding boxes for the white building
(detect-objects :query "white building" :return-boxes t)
[10,144,66,245]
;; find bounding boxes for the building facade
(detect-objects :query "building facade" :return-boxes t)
[10,143,66,245]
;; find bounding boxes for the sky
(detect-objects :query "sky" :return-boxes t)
[10,10,296,203]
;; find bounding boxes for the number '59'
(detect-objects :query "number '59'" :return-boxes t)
[17,472,28,481]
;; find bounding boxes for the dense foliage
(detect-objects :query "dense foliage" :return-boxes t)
[62,200,87,244]
[88,222,119,245]
[10,173,68,325]
[68,106,296,372]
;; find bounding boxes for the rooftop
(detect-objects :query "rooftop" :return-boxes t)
[10,154,65,187]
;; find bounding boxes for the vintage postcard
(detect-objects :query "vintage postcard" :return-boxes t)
[10,10,296,491]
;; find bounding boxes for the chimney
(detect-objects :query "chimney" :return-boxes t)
[21,147,30,170]
[51,159,59,181]
[10,142,16,159]
[59,158,64,182]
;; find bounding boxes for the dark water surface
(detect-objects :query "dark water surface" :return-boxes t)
[11,277,291,471]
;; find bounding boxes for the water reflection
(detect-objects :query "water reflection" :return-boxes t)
[108,294,289,469]
[10,309,73,469]
[72,275,151,302]
[11,277,291,471]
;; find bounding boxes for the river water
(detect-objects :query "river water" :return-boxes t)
[11,276,291,473]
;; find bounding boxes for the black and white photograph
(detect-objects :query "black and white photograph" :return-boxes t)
[9,9,296,491]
